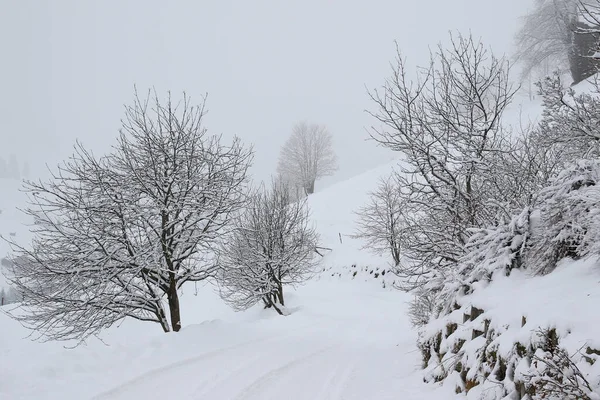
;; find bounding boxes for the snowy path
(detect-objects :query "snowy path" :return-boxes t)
[1,281,452,400]
[85,282,445,400]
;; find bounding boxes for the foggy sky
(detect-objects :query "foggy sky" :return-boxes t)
[0,0,530,190]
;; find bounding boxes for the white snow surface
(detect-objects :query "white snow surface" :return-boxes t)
[0,160,456,400]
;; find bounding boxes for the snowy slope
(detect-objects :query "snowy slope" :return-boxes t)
[309,159,400,287]
[0,160,459,400]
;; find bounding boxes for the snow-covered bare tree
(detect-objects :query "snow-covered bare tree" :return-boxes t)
[353,175,404,266]
[6,89,252,341]
[217,181,318,315]
[514,0,577,80]
[367,34,519,289]
[276,122,337,195]
[534,71,600,159]
[515,0,600,84]
[527,159,600,275]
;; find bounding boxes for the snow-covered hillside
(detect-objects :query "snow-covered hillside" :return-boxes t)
[0,160,458,400]
[308,159,400,287]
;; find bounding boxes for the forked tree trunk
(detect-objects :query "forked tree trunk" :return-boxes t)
[167,277,181,332]
[263,292,284,315]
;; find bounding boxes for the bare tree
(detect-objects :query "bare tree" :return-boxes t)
[353,175,404,266]
[515,0,600,84]
[367,34,519,289]
[514,0,577,80]
[277,121,337,195]
[217,181,319,315]
[7,89,252,341]
[535,71,600,157]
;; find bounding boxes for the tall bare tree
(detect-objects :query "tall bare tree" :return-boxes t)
[7,90,252,341]
[367,34,519,289]
[277,122,337,195]
[217,181,318,315]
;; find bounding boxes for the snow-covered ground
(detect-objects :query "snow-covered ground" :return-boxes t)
[1,280,454,400]
[0,160,459,400]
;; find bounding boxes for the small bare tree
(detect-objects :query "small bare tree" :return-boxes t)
[277,122,337,195]
[7,89,252,341]
[217,181,319,315]
[353,175,404,266]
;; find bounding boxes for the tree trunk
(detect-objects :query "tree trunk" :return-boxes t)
[276,284,285,306]
[270,300,284,315]
[264,293,284,315]
[305,180,315,195]
[157,304,171,333]
[167,277,181,332]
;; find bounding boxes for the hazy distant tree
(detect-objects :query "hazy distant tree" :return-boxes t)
[368,34,519,289]
[515,0,576,79]
[277,122,337,195]
[7,89,252,341]
[515,0,600,84]
[353,175,405,266]
[275,173,306,203]
[217,181,318,315]
[7,154,20,179]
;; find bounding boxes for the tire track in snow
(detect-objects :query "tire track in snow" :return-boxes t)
[231,344,339,400]
[91,326,314,400]
[311,353,359,400]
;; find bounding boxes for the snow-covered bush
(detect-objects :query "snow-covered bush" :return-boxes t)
[527,159,600,275]
[418,159,600,398]
[413,207,531,328]
[217,181,319,315]
[520,328,598,400]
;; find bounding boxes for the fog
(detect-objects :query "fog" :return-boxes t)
[1,0,530,190]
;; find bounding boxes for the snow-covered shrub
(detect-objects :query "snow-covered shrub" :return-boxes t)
[418,159,600,398]
[415,207,531,328]
[519,328,598,400]
[527,159,600,275]
[407,287,438,327]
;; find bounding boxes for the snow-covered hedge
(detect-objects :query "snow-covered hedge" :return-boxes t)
[418,160,600,399]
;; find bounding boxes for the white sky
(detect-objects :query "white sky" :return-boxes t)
[0,0,531,190]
